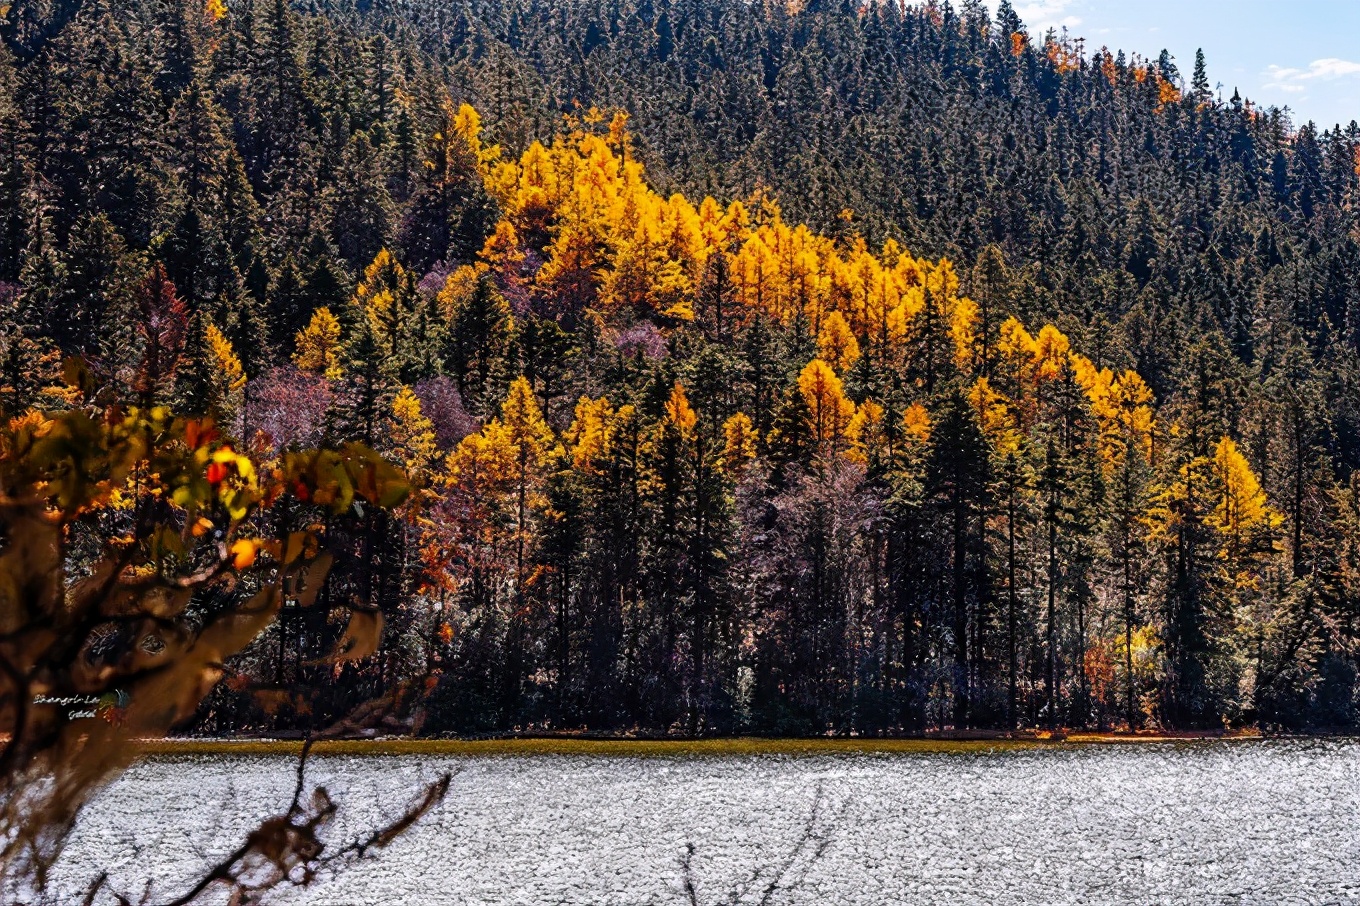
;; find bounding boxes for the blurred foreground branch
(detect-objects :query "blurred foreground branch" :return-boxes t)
[0,404,443,902]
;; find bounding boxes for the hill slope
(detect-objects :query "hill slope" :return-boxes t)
[2,0,1358,733]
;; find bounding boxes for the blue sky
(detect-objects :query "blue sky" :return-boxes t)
[984,0,1360,130]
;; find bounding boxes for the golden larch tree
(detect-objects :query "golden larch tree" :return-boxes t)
[798,358,856,460]
[294,307,344,380]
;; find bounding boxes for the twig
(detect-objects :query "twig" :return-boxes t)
[756,782,826,906]
[681,842,699,906]
[315,771,453,867]
[148,759,452,906]
[78,871,107,906]
[683,780,843,906]
[287,737,315,816]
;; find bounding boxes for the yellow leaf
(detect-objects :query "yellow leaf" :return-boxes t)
[230,538,258,570]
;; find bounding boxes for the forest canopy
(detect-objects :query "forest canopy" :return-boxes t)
[2,0,1360,734]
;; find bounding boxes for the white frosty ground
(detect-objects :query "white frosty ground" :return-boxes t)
[53,740,1360,905]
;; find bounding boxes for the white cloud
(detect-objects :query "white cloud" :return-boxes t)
[985,0,1082,34]
[1308,58,1360,79]
[1263,58,1360,94]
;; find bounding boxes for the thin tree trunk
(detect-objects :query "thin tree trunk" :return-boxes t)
[1008,478,1018,729]
[953,481,969,729]
[1046,512,1058,729]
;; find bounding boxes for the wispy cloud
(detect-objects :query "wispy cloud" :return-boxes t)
[986,0,1081,34]
[1015,0,1081,32]
[1263,58,1360,95]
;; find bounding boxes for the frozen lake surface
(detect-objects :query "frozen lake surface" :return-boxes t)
[55,739,1360,905]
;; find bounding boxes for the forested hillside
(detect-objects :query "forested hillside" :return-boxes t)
[3,0,1360,734]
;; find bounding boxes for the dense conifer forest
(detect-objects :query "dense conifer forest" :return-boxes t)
[3,0,1360,735]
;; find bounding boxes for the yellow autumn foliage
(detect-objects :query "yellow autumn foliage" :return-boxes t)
[294,307,344,380]
[720,411,758,475]
[798,359,856,455]
[388,386,438,478]
[817,310,861,373]
[847,399,887,466]
[206,324,245,394]
[1211,436,1281,552]
[664,382,698,436]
